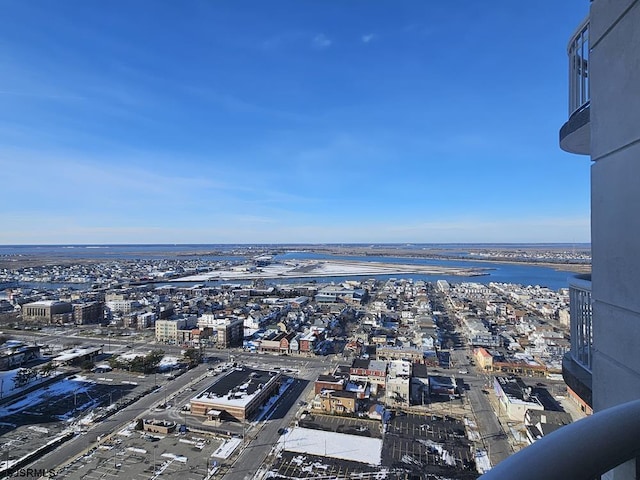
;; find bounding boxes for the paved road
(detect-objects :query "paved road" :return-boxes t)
[221,378,310,480]
[24,363,210,473]
[220,354,329,480]
[429,344,513,467]
[18,348,334,476]
[467,385,512,466]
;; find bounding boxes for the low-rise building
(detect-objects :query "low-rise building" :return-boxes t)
[349,358,387,393]
[189,366,281,422]
[299,332,317,353]
[142,419,177,435]
[22,300,72,323]
[53,346,102,367]
[386,361,412,408]
[315,374,345,394]
[0,342,41,371]
[475,347,494,370]
[524,409,572,444]
[376,346,424,364]
[106,299,139,315]
[493,376,544,422]
[312,390,358,415]
[428,375,457,396]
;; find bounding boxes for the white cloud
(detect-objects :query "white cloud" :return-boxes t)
[312,34,332,49]
[361,34,375,44]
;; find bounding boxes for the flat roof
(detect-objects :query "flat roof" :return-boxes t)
[368,360,387,372]
[279,427,382,466]
[54,346,102,362]
[351,358,369,370]
[24,300,68,307]
[192,366,279,408]
[412,363,428,378]
[317,375,343,384]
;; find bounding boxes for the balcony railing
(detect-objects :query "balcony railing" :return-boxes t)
[568,17,590,117]
[479,398,640,479]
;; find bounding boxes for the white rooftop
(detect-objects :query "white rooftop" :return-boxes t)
[279,427,382,466]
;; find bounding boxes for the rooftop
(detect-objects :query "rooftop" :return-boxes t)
[192,366,279,408]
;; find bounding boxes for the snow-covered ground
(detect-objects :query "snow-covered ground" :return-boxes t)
[117,353,180,371]
[278,427,383,466]
[475,450,492,474]
[0,368,61,400]
[158,356,181,369]
[173,259,479,282]
[0,374,94,419]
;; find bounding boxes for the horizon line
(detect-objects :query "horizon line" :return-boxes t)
[0,242,592,247]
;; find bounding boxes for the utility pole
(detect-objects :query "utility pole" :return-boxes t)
[4,450,9,480]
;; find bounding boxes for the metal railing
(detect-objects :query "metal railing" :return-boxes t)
[568,17,590,116]
[479,398,640,479]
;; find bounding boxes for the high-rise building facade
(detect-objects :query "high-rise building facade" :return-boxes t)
[562,274,593,414]
[560,1,640,478]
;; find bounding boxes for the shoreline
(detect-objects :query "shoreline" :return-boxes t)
[172,259,492,283]
[0,245,592,275]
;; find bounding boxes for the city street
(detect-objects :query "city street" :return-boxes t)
[24,363,211,473]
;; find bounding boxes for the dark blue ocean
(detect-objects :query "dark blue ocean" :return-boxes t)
[0,244,590,291]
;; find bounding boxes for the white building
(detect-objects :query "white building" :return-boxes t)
[493,376,544,422]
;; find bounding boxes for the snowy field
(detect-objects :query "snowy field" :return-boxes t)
[173,259,482,282]
[0,374,95,420]
[0,368,61,400]
[279,427,382,465]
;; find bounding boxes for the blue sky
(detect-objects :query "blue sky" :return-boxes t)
[0,1,590,244]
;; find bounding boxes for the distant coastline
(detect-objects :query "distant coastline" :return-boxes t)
[0,243,591,274]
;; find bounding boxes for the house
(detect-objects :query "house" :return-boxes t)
[524,409,572,444]
[312,390,358,415]
[349,358,387,393]
[299,332,317,353]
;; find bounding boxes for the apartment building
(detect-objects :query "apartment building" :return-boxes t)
[558,2,640,478]
[155,316,198,343]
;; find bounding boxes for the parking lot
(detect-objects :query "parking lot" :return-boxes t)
[382,412,478,479]
[269,450,383,479]
[56,424,224,480]
[0,363,192,472]
[298,412,382,438]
